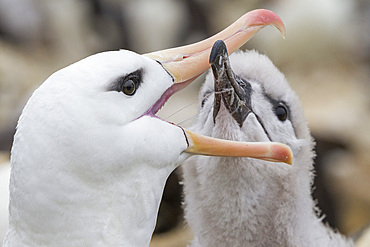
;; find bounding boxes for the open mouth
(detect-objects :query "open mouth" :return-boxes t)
[143,77,194,117]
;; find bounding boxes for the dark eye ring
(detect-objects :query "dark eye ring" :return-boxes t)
[122,79,136,95]
[201,97,207,108]
[275,104,288,121]
[201,91,212,107]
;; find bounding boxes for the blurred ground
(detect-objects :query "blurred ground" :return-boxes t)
[0,0,369,245]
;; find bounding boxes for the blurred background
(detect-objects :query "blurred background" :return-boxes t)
[0,0,369,246]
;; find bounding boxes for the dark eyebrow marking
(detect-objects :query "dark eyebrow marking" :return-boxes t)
[263,93,291,122]
[254,84,298,139]
[108,69,143,92]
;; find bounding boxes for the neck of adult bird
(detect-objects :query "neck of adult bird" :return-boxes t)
[4,90,179,247]
[182,140,352,247]
[7,142,171,247]
[6,142,170,247]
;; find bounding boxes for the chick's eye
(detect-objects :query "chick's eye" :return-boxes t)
[275,105,288,121]
[122,79,136,95]
[201,97,207,108]
[201,90,212,107]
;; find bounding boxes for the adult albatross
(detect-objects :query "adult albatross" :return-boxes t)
[2,10,291,247]
[182,40,354,247]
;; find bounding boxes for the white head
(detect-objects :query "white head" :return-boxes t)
[7,50,191,247]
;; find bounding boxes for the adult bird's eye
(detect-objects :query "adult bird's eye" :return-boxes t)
[275,105,288,121]
[108,69,142,95]
[122,79,136,95]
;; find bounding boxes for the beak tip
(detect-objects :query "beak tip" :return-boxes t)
[284,149,293,165]
[271,143,293,165]
[244,9,286,39]
[275,24,287,39]
[209,40,228,65]
[286,157,293,165]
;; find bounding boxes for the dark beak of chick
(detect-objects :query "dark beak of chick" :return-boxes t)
[210,40,252,127]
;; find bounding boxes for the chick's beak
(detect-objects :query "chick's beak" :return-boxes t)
[144,9,285,84]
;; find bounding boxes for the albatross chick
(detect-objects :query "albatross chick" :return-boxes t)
[182,40,354,247]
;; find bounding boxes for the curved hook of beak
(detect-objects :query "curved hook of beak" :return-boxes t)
[144,9,285,83]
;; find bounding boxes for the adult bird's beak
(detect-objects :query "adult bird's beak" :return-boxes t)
[184,129,293,165]
[144,9,292,165]
[144,9,285,84]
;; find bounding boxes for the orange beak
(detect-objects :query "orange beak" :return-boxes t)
[144,9,285,83]
[184,130,293,165]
